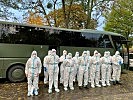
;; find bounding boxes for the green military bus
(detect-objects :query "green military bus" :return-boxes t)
[0,21,127,82]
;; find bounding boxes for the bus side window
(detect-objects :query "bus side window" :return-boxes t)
[97,34,113,48]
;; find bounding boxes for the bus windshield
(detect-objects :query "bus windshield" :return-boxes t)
[111,35,127,51]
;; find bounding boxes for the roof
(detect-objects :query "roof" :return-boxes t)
[0,21,123,37]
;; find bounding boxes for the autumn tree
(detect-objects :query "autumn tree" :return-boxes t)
[59,0,114,29]
[45,4,97,29]
[26,11,44,25]
[0,0,114,29]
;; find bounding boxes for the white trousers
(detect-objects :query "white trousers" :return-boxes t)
[48,64,59,90]
[27,75,39,93]
[78,65,88,86]
[101,64,111,84]
[64,67,74,88]
[60,63,64,83]
[90,64,100,86]
[73,65,79,82]
[44,70,48,84]
[112,64,121,81]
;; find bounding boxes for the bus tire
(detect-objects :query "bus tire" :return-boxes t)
[7,65,26,82]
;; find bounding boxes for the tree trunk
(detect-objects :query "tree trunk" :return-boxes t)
[62,0,68,28]
[38,0,51,26]
[53,0,57,27]
[86,0,93,29]
[67,0,74,28]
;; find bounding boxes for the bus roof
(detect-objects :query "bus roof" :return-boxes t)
[0,21,123,37]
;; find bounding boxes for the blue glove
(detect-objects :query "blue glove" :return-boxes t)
[44,67,47,72]
[118,61,122,65]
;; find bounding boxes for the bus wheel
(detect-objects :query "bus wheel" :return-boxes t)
[8,65,26,82]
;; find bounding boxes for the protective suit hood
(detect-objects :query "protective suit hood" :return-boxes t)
[48,50,52,56]
[67,53,72,59]
[31,50,37,59]
[107,51,110,57]
[52,49,56,56]
[93,50,98,56]
[75,52,79,57]
[104,51,108,57]
[63,50,67,56]
[82,51,87,57]
[115,51,120,56]
[87,50,90,56]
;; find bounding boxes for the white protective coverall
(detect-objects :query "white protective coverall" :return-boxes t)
[43,50,52,84]
[78,51,89,88]
[73,52,79,82]
[112,51,123,84]
[63,53,75,91]
[25,50,42,96]
[46,49,60,93]
[87,50,91,83]
[59,50,67,84]
[100,51,112,86]
[90,50,101,88]
[108,52,113,81]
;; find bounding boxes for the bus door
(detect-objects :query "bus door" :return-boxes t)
[49,45,60,56]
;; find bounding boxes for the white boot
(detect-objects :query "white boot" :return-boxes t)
[55,88,60,93]
[27,92,31,97]
[91,84,95,88]
[48,89,52,93]
[64,87,68,91]
[107,83,111,86]
[70,87,74,90]
[30,86,34,96]
[96,84,101,87]
[34,89,38,96]
[102,83,106,87]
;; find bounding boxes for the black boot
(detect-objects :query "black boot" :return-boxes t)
[79,86,83,89]
[113,81,116,85]
[84,85,89,89]
[116,81,122,85]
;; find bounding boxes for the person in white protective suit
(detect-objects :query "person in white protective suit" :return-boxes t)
[90,50,101,88]
[63,53,75,91]
[100,51,112,86]
[78,51,89,89]
[108,51,113,81]
[107,51,113,83]
[25,50,42,96]
[86,50,91,83]
[59,50,67,84]
[112,51,123,85]
[43,50,52,84]
[73,52,80,82]
[46,49,60,93]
